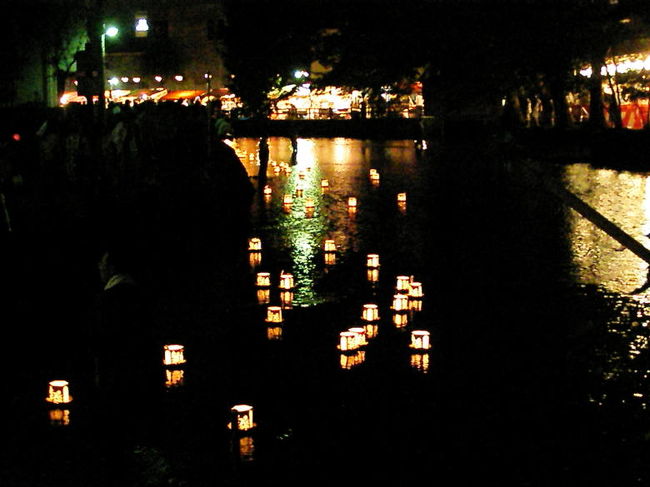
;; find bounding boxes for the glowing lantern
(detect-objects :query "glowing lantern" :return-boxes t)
[265,306,283,323]
[249,252,262,268]
[410,353,430,373]
[410,330,431,350]
[393,312,408,328]
[408,282,423,298]
[392,294,409,312]
[298,171,306,180]
[163,344,186,366]
[339,350,366,369]
[409,299,423,312]
[397,192,407,203]
[257,288,270,305]
[398,201,407,214]
[367,268,379,283]
[396,276,411,292]
[324,239,336,252]
[46,380,72,404]
[256,272,271,287]
[231,404,255,432]
[48,408,71,426]
[321,179,329,189]
[369,170,380,185]
[280,290,294,309]
[279,272,295,290]
[248,238,262,251]
[362,304,379,322]
[338,331,358,352]
[273,165,281,175]
[364,323,378,339]
[304,198,315,211]
[325,253,337,266]
[295,184,304,197]
[165,369,185,388]
[267,326,283,340]
[347,197,357,208]
[366,254,380,268]
[283,194,294,205]
[263,185,272,196]
[285,166,293,175]
[348,327,368,347]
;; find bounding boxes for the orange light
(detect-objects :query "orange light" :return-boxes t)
[248,238,262,251]
[256,272,271,287]
[362,304,379,322]
[366,254,380,268]
[231,404,255,432]
[265,306,283,323]
[410,330,431,350]
[324,239,336,252]
[46,380,72,404]
[163,344,186,366]
[279,271,294,290]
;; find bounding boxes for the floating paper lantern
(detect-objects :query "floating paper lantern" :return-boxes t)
[279,272,295,290]
[366,254,380,268]
[257,288,270,305]
[348,327,368,347]
[397,192,407,203]
[263,185,272,196]
[393,312,408,327]
[280,291,294,309]
[347,197,357,208]
[408,282,423,298]
[339,350,366,370]
[410,330,431,350]
[410,353,430,373]
[364,323,378,340]
[396,276,411,292]
[325,252,337,266]
[338,331,358,352]
[46,380,72,404]
[324,240,336,252]
[369,169,379,178]
[165,369,185,388]
[48,408,70,426]
[163,344,186,366]
[267,326,283,341]
[256,272,271,287]
[362,304,379,322]
[392,294,409,312]
[231,404,255,432]
[248,238,262,251]
[283,194,294,205]
[265,306,283,323]
[304,197,315,210]
[367,268,379,283]
[321,179,329,189]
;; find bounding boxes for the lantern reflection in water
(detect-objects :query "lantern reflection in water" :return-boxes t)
[392,294,409,312]
[338,331,358,352]
[339,350,366,370]
[256,272,271,287]
[165,369,185,388]
[325,252,337,266]
[324,239,337,252]
[248,238,262,251]
[398,201,407,214]
[280,290,294,309]
[409,299,423,312]
[279,272,295,290]
[238,436,255,462]
[298,170,306,180]
[393,312,408,328]
[230,404,255,432]
[364,323,378,339]
[163,344,186,366]
[265,306,283,323]
[396,276,411,293]
[249,252,262,268]
[410,353,430,374]
[267,325,283,341]
[257,288,270,305]
[366,253,380,268]
[46,380,72,404]
[410,330,431,350]
[362,304,379,322]
[49,408,71,427]
[367,268,379,283]
[348,327,368,347]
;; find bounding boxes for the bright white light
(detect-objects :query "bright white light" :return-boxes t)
[108,77,119,86]
[174,75,184,81]
[154,75,163,82]
[121,77,129,83]
[105,26,119,38]
[135,18,149,32]
[132,77,141,83]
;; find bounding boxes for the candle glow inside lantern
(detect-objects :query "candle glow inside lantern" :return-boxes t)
[165,369,185,388]
[369,169,379,179]
[49,408,71,426]
[248,238,262,251]
[263,185,272,196]
[321,179,329,189]
[267,325,283,340]
[257,288,270,305]
[397,192,407,203]
[367,268,379,283]
[231,404,255,432]
[348,327,368,347]
[283,194,294,205]
[265,306,283,323]
[163,344,186,366]
[410,330,431,350]
[256,272,271,287]
[410,353,430,373]
[324,239,337,252]
[393,312,408,327]
[347,197,357,208]
[362,304,380,322]
[396,276,411,293]
[366,254,380,268]
[338,331,358,352]
[408,282,424,298]
[46,380,72,404]
[325,252,337,266]
[392,294,409,312]
[279,272,295,290]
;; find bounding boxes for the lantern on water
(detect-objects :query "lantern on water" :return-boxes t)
[283,194,294,205]
[230,404,255,432]
[325,252,337,266]
[49,408,71,426]
[397,192,407,203]
[280,291,294,309]
[267,326,283,341]
[392,294,409,312]
[369,169,379,178]
[256,272,271,287]
[364,323,378,339]
[348,327,368,347]
[165,369,185,388]
[347,197,357,208]
[410,353,430,373]
[257,288,270,305]
[304,197,315,211]
[366,254,380,268]
[265,306,283,323]
[367,268,379,283]
[410,330,431,350]
[408,282,423,298]
[396,276,411,292]
[248,238,262,251]
[321,179,329,189]
[279,272,294,290]
[324,239,336,252]
[163,344,186,366]
[263,185,272,196]
[338,331,358,352]
[362,304,379,322]
[393,312,408,328]
[46,380,72,404]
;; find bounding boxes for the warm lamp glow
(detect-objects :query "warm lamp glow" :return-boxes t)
[393,312,408,327]
[392,294,409,311]
[364,323,378,339]
[267,325,283,340]
[325,252,337,265]
[409,299,423,312]
[279,272,295,290]
[410,353,430,373]
[397,192,407,203]
[367,268,379,283]
[298,170,306,180]
[410,330,431,350]
[265,306,283,323]
[396,276,411,292]
[338,331,358,352]
[321,179,329,189]
[263,185,272,196]
[295,183,305,197]
[231,404,255,432]
[49,408,71,426]
[408,282,423,298]
[348,327,368,347]
[339,351,366,370]
[283,194,293,205]
[165,369,185,388]
[249,252,262,268]
[324,239,336,252]
[257,288,270,305]
[366,254,380,268]
[248,238,262,251]
[280,290,294,309]
[163,344,186,366]
[347,197,357,208]
[362,304,379,322]
[304,197,315,210]
[46,380,72,404]
[256,272,271,287]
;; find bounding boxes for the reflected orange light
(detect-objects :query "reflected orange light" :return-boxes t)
[410,353,430,373]
[165,369,185,388]
[49,408,71,426]
[257,288,270,305]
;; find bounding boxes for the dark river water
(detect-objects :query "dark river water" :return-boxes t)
[5,137,650,486]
